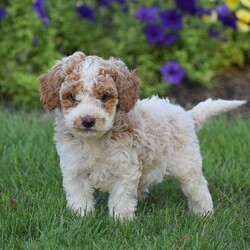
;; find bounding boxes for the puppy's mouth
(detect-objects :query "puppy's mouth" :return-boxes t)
[77,128,105,139]
[81,128,98,134]
[76,125,97,132]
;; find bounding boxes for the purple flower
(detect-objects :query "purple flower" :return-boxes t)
[98,0,128,12]
[143,25,165,44]
[175,0,197,15]
[33,0,45,12]
[220,37,229,42]
[160,61,185,85]
[197,7,212,16]
[216,4,237,29]
[160,9,182,29]
[0,7,6,20]
[117,0,128,13]
[99,0,113,6]
[135,6,160,24]
[217,4,230,18]
[33,0,49,25]
[208,29,220,39]
[163,33,179,45]
[222,15,237,29]
[208,29,228,42]
[76,3,95,21]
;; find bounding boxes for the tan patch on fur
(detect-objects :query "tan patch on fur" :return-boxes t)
[94,72,118,115]
[39,51,86,111]
[73,117,83,130]
[60,80,83,110]
[64,72,82,82]
[63,132,75,142]
[95,117,106,131]
[110,116,135,147]
[111,131,133,148]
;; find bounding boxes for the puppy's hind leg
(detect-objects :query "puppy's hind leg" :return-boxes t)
[180,172,213,215]
[172,152,213,215]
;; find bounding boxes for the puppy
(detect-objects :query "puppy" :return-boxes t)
[39,51,246,220]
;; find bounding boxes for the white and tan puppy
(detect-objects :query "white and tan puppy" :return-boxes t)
[39,51,246,220]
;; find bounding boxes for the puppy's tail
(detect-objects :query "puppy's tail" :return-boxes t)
[188,99,247,131]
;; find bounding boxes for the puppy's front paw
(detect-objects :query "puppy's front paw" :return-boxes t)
[68,202,95,217]
[112,211,135,221]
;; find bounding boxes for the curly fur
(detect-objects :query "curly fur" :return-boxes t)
[39,51,246,220]
[39,51,86,110]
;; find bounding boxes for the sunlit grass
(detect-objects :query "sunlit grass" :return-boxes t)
[0,111,249,249]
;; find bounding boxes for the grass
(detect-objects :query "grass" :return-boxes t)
[0,110,249,250]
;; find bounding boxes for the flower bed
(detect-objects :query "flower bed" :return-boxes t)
[0,0,249,108]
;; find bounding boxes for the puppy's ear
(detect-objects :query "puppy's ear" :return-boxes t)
[110,59,141,112]
[39,51,86,111]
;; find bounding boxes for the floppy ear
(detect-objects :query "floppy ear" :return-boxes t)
[109,59,141,112]
[39,51,86,111]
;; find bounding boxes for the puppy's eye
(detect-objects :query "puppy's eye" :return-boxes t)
[100,94,109,102]
[69,94,77,101]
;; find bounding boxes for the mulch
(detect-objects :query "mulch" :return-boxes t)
[168,65,250,117]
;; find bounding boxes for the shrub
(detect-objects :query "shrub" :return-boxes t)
[0,0,249,108]
[0,0,60,107]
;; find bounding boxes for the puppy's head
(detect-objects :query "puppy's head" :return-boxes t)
[39,51,140,139]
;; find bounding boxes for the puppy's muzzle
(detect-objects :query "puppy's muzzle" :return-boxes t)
[82,116,96,128]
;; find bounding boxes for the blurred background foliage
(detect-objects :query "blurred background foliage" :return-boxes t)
[0,0,249,108]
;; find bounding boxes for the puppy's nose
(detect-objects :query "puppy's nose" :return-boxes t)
[82,116,96,128]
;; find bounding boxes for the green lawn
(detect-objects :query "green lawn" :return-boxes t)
[1,110,250,249]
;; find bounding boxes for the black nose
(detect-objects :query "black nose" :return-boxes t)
[82,116,96,128]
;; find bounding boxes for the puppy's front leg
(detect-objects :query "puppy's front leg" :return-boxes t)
[62,173,95,216]
[108,182,138,220]
[108,164,141,220]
